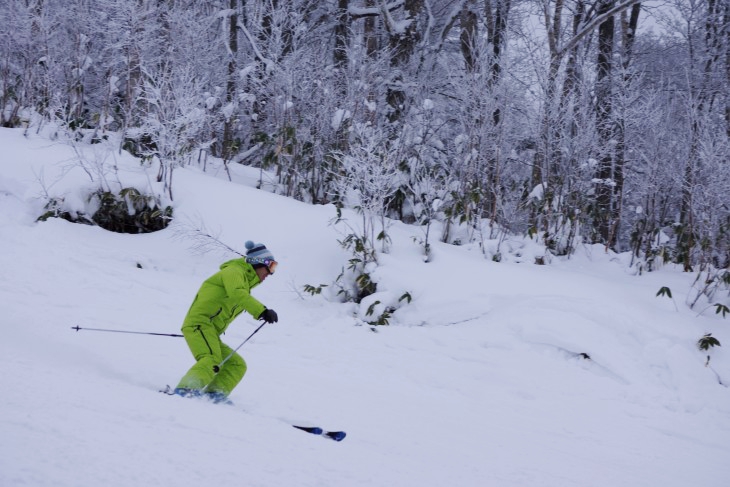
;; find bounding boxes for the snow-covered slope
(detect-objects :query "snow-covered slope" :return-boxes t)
[1,127,728,487]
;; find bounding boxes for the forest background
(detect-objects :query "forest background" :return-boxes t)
[1,0,728,278]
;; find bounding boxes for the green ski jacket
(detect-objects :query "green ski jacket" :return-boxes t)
[182,258,266,334]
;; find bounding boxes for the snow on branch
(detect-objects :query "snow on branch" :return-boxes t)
[235,20,276,73]
[349,0,405,20]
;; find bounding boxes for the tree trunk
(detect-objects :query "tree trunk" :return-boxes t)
[222,0,239,163]
[532,0,564,229]
[593,0,615,246]
[610,3,640,249]
[363,0,378,125]
[722,2,730,138]
[485,0,511,125]
[334,0,350,71]
[385,0,423,125]
[560,0,584,128]
[460,0,478,73]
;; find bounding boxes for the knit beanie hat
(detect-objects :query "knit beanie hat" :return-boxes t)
[245,240,275,266]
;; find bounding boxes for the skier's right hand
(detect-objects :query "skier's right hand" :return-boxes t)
[259,308,278,323]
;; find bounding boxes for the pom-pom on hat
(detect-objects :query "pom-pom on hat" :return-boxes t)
[245,240,276,266]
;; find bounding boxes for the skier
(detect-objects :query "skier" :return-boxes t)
[173,240,279,403]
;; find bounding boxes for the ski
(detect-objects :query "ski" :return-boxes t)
[160,386,346,441]
[159,385,234,404]
[292,425,347,442]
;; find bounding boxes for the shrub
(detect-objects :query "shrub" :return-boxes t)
[37,187,173,234]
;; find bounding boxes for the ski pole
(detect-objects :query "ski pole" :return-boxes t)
[202,320,268,392]
[218,320,267,369]
[71,325,184,337]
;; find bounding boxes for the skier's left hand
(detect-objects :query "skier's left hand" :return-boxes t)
[259,308,278,323]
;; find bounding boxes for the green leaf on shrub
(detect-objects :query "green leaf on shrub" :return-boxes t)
[656,286,672,298]
[365,300,381,317]
[303,284,327,296]
[697,333,721,351]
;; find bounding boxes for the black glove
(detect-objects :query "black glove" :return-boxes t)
[259,308,278,323]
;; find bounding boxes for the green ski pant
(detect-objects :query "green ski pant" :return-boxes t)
[176,323,247,396]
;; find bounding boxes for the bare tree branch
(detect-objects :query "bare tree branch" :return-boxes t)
[558,0,643,59]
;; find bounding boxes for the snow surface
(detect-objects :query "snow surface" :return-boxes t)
[1,125,729,487]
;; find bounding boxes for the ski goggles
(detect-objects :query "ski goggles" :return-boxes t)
[263,259,278,275]
[248,257,278,274]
